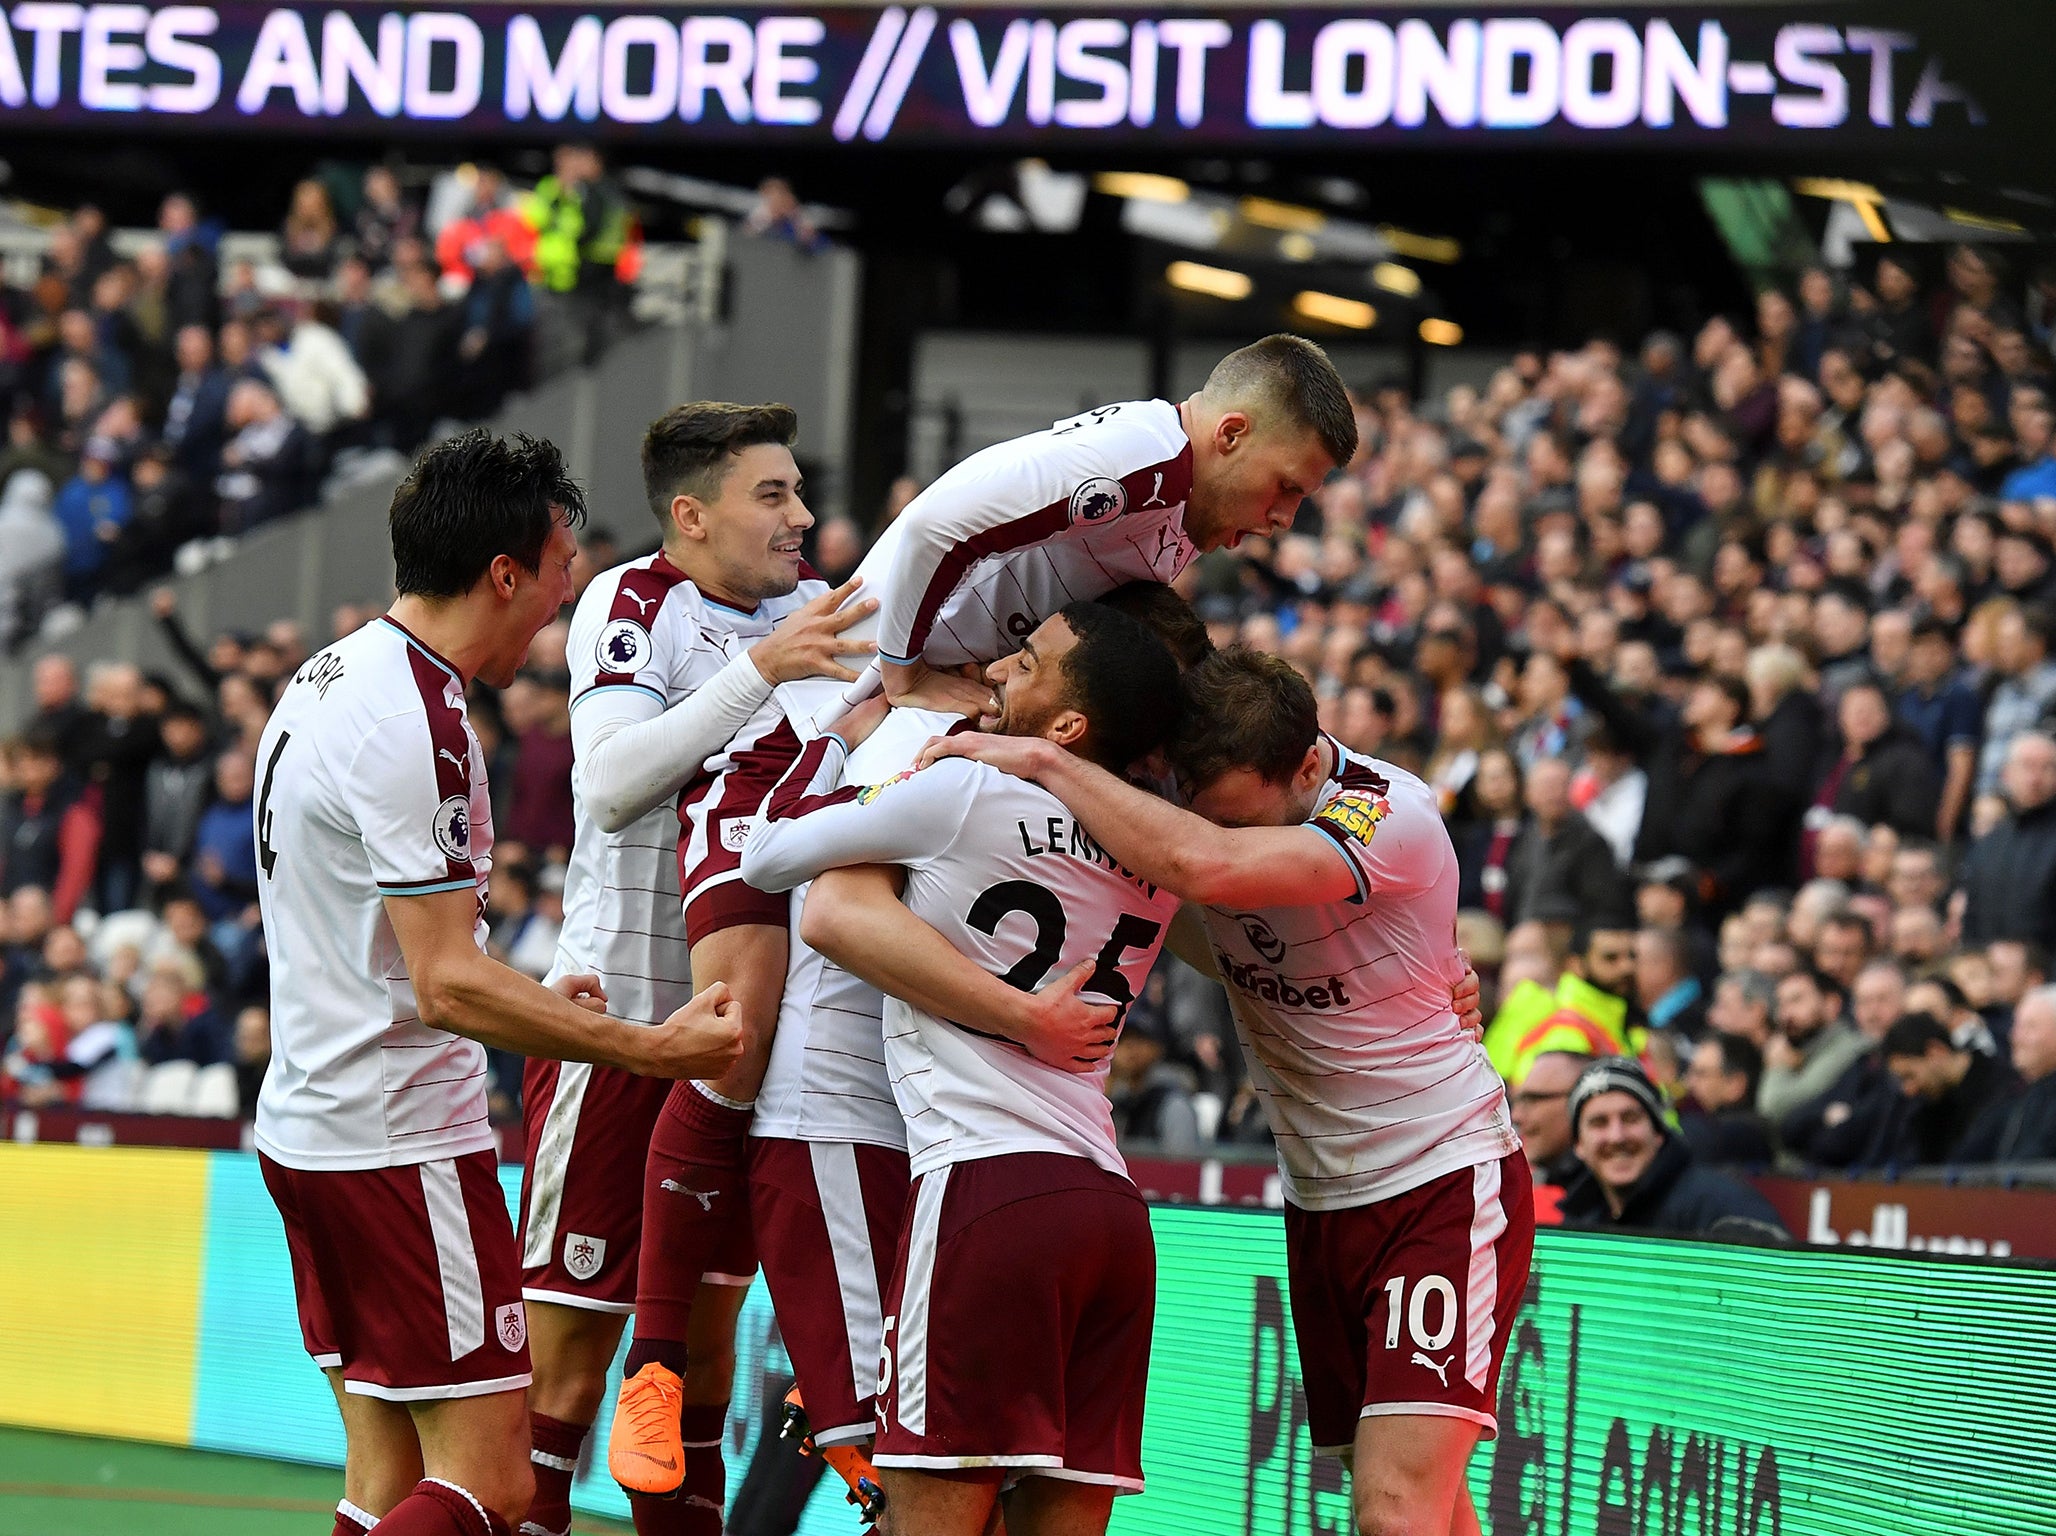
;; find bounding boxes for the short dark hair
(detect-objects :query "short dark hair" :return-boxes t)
[1700,673,1750,726]
[1783,964,1842,1003]
[1881,1011,1953,1060]
[1574,918,1638,953]
[16,722,63,761]
[1706,1032,1765,1100]
[1098,581,1214,670]
[641,402,798,525]
[1169,646,1319,793]
[1910,616,1955,646]
[1820,911,1873,950]
[1052,601,1182,773]
[1202,335,1358,466]
[1819,576,1871,614]
[2020,602,2056,652]
[1998,939,2052,979]
[389,430,586,599]
[1914,973,1969,1013]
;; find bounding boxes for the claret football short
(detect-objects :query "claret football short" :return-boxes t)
[261,1148,532,1400]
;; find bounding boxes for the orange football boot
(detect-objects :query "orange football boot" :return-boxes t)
[608,1362,686,1495]
[780,1386,886,1526]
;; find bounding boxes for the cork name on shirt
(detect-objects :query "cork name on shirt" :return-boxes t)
[295,650,346,699]
[1016,815,1160,898]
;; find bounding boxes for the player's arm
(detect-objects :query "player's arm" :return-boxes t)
[868,436,1081,715]
[575,577,876,833]
[739,727,964,893]
[386,888,742,1076]
[799,865,1118,1070]
[919,735,1361,908]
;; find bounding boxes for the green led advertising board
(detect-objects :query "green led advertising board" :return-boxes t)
[1120,1207,2056,1536]
[5,1148,2050,1535]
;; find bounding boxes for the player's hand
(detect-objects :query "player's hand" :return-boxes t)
[881,657,999,719]
[151,587,178,620]
[915,731,1058,779]
[1451,953,1484,1042]
[1018,960,1120,1073]
[551,973,608,1014]
[637,982,746,1078]
[750,577,878,686]
[1764,1033,1801,1074]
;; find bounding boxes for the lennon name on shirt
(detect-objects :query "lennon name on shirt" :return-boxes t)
[1015,815,1159,899]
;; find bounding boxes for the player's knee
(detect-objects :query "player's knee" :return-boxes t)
[1353,1482,1443,1536]
[477,1459,536,1526]
[536,1368,608,1426]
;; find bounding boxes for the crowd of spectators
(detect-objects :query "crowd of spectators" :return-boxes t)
[0,541,628,1119]
[1144,240,2056,1222]
[0,146,647,651]
[8,237,2056,1233]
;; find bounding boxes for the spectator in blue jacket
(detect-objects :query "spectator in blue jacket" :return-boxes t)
[133,956,230,1067]
[161,324,232,481]
[188,749,257,926]
[53,438,132,598]
[1898,617,1984,842]
[1999,392,2056,504]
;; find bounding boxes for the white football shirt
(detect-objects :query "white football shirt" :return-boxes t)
[751,707,961,1150]
[1204,742,1519,1210]
[742,736,1180,1179]
[757,399,1196,747]
[553,552,816,1026]
[253,617,496,1170]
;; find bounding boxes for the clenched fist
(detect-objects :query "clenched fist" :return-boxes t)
[631,981,747,1079]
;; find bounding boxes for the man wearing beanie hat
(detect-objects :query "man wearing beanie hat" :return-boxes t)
[1560,1058,1788,1238]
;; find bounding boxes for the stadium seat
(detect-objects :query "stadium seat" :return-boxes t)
[138,1060,198,1116]
[186,1063,240,1119]
[79,1058,144,1114]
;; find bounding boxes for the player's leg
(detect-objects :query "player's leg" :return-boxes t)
[259,1155,406,1534]
[1021,1165,1154,1536]
[877,1160,1108,1534]
[518,1060,666,1535]
[608,737,806,1519]
[367,1387,534,1534]
[749,1138,908,1521]
[326,1368,421,1529]
[878,1467,1004,1536]
[527,1303,624,1423]
[339,1152,539,1536]
[694,921,793,1102]
[1004,1479,1116,1536]
[611,924,782,1500]
[611,1276,745,1535]
[1347,1414,1480,1536]
[1305,1154,1534,1536]
[522,1302,626,1534]
[677,1277,749,1523]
